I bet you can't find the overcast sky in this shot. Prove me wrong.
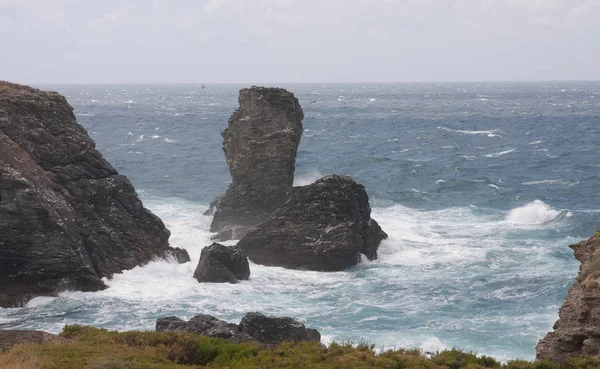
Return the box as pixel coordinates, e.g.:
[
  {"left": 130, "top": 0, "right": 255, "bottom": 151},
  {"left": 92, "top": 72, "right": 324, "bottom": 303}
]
[{"left": 1, "top": 0, "right": 599, "bottom": 84}]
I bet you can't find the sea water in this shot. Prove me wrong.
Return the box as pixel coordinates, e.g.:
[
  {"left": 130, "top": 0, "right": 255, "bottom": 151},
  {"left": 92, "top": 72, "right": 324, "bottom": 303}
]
[{"left": 2, "top": 82, "right": 600, "bottom": 361}]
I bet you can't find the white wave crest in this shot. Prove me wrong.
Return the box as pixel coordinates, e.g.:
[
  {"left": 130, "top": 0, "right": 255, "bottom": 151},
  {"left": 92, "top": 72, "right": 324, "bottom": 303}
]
[
  {"left": 294, "top": 171, "right": 323, "bottom": 186},
  {"left": 438, "top": 126, "right": 501, "bottom": 136},
  {"left": 420, "top": 336, "right": 447, "bottom": 355},
  {"left": 505, "top": 200, "right": 560, "bottom": 225},
  {"left": 485, "top": 149, "right": 516, "bottom": 158},
  {"left": 522, "top": 179, "right": 569, "bottom": 186}
]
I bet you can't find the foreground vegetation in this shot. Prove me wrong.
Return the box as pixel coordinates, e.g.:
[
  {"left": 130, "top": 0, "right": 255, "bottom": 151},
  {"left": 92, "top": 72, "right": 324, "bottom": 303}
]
[{"left": 1, "top": 325, "right": 599, "bottom": 369}]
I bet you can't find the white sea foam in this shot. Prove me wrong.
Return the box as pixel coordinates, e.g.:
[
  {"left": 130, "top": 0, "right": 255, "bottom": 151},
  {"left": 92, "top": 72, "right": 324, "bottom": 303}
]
[
  {"left": 294, "top": 171, "right": 324, "bottom": 186},
  {"left": 505, "top": 200, "right": 560, "bottom": 225},
  {"left": 484, "top": 149, "right": 516, "bottom": 158},
  {"left": 528, "top": 141, "right": 543, "bottom": 145},
  {"left": 0, "top": 196, "right": 578, "bottom": 360},
  {"left": 25, "top": 296, "right": 56, "bottom": 308},
  {"left": 136, "top": 135, "right": 145, "bottom": 142},
  {"left": 488, "top": 184, "right": 501, "bottom": 189},
  {"left": 438, "top": 126, "right": 501, "bottom": 136},
  {"left": 420, "top": 336, "right": 447, "bottom": 354},
  {"left": 522, "top": 179, "right": 569, "bottom": 186},
  {"left": 151, "top": 135, "right": 160, "bottom": 139}
]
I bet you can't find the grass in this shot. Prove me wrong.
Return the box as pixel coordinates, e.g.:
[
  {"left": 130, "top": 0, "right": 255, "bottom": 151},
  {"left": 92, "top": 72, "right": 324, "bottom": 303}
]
[{"left": 1, "top": 325, "right": 600, "bottom": 369}]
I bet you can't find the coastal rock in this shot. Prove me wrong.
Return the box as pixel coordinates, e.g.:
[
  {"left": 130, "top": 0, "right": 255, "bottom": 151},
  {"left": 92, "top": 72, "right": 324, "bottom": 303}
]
[
  {"left": 237, "top": 175, "right": 388, "bottom": 271},
  {"left": 208, "top": 86, "right": 303, "bottom": 241},
  {"left": 536, "top": 231, "right": 600, "bottom": 361},
  {"left": 193, "top": 243, "right": 250, "bottom": 283},
  {"left": 156, "top": 312, "right": 320, "bottom": 345},
  {"left": 156, "top": 315, "right": 241, "bottom": 340},
  {"left": 239, "top": 312, "right": 321, "bottom": 345},
  {"left": 0, "top": 81, "right": 189, "bottom": 308}
]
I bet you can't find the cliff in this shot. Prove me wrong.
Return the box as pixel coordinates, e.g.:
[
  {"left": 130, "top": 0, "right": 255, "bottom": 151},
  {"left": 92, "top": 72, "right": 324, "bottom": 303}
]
[
  {"left": 537, "top": 231, "right": 600, "bottom": 361},
  {"left": 0, "top": 81, "right": 189, "bottom": 307}
]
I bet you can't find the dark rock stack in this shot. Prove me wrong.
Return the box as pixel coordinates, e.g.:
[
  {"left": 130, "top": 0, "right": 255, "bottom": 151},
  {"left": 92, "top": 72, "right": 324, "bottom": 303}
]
[
  {"left": 206, "top": 86, "right": 387, "bottom": 272},
  {"left": 156, "top": 312, "right": 321, "bottom": 345},
  {"left": 0, "top": 81, "right": 189, "bottom": 308},
  {"left": 537, "top": 231, "right": 600, "bottom": 361},
  {"left": 208, "top": 87, "right": 304, "bottom": 241},
  {"left": 193, "top": 243, "right": 250, "bottom": 283},
  {"left": 237, "top": 175, "right": 387, "bottom": 271}
]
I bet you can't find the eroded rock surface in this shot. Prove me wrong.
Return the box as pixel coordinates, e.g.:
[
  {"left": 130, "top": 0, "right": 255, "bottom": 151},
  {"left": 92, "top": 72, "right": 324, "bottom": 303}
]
[
  {"left": 0, "top": 81, "right": 189, "bottom": 308},
  {"left": 156, "top": 312, "right": 320, "bottom": 345},
  {"left": 208, "top": 87, "right": 303, "bottom": 241},
  {"left": 237, "top": 175, "right": 388, "bottom": 271},
  {"left": 193, "top": 243, "right": 250, "bottom": 283},
  {"left": 537, "top": 231, "right": 600, "bottom": 361}
]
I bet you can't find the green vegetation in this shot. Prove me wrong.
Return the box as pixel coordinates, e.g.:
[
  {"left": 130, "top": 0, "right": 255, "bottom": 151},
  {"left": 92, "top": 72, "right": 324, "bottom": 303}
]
[{"left": 1, "top": 325, "right": 600, "bottom": 369}]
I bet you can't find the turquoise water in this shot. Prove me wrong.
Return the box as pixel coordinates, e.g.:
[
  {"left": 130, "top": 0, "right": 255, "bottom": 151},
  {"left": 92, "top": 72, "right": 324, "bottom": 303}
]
[{"left": 2, "top": 82, "right": 600, "bottom": 360}]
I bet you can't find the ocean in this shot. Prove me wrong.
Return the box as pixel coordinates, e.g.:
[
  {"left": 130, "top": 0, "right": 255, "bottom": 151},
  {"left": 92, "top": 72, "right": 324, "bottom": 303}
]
[{"left": 1, "top": 82, "right": 599, "bottom": 361}]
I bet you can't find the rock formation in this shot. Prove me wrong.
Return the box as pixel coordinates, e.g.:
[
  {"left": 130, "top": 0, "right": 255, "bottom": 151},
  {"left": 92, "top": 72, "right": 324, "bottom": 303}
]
[
  {"left": 207, "top": 86, "right": 304, "bottom": 241},
  {"left": 537, "top": 231, "right": 600, "bottom": 361},
  {"left": 156, "top": 312, "right": 321, "bottom": 345},
  {"left": 237, "top": 175, "right": 388, "bottom": 271},
  {"left": 0, "top": 81, "right": 189, "bottom": 308},
  {"left": 193, "top": 243, "right": 250, "bottom": 283}
]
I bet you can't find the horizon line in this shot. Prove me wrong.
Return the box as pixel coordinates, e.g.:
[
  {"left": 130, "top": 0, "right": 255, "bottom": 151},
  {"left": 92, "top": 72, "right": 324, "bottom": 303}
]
[{"left": 22, "top": 79, "right": 600, "bottom": 86}]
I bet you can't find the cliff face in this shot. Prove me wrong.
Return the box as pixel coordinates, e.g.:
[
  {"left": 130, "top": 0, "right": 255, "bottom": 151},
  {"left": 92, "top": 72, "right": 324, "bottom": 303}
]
[
  {"left": 536, "top": 231, "right": 600, "bottom": 361},
  {"left": 208, "top": 87, "right": 304, "bottom": 241},
  {"left": 0, "top": 81, "right": 189, "bottom": 307}
]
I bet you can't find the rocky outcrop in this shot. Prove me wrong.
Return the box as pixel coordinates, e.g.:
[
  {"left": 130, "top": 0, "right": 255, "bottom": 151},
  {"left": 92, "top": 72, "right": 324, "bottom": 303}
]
[
  {"left": 208, "top": 87, "right": 303, "bottom": 241},
  {"left": 536, "top": 231, "right": 600, "bottom": 361},
  {"left": 156, "top": 315, "right": 241, "bottom": 340},
  {"left": 156, "top": 312, "right": 320, "bottom": 345},
  {"left": 237, "top": 175, "right": 388, "bottom": 271},
  {"left": 0, "top": 330, "right": 71, "bottom": 351},
  {"left": 193, "top": 243, "right": 250, "bottom": 283},
  {"left": 238, "top": 312, "right": 321, "bottom": 345},
  {"left": 0, "top": 81, "right": 189, "bottom": 308}
]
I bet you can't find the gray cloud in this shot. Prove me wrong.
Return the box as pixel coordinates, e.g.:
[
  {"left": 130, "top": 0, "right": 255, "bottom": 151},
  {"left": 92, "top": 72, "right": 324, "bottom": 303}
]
[{"left": 1, "top": 0, "right": 598, "bottom": 83}]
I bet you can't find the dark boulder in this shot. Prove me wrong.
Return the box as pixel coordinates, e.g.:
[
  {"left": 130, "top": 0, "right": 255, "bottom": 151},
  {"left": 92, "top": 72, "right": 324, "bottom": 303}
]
[
  {"left": 156, "top": 315, "right": 240, "bottom": 340},
  {"left": 156, "top": 312, "right": 320, "bottom": 345},
  {"left": 237, "top": 174, "right": 388, "bottom": 271},
  {"left": 0, "top": 81, "right": 189, "bottom": 308},
  {"left": 193, "top": 243, "right": 250, "bottom": 283},
  {"left": 208, "top": 86, "right": 303, "bottom": 241},
  {"left": 239, "top": 312, "right": 321, "bottom": 345}
]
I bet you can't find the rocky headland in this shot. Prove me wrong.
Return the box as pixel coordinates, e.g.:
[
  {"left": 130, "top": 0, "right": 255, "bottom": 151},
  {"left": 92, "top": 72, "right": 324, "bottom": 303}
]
[
  {"left": 537, "top": 231, "right": 600, "bottom": 361},
  {"left": 0, "top": 81, "right": 189, "bottom": 308}
]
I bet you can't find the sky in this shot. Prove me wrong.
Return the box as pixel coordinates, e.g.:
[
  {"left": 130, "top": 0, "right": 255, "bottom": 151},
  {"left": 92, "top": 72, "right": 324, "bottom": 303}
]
[{"left": 1, "top": 0, "right": 599, "bottom": 84}]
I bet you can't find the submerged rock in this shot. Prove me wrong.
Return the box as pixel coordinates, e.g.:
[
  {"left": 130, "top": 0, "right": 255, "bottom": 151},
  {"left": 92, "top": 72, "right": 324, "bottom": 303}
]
[
  {"left": 0, "top": 81, "right": 189, "bottom": 308},
  {"left": 208, "top": 86, "right": 303, "bottom": 241},
  {"left": 193, "top": 243, "right": 250, "bottom": 283},
  {"left": 237, "top": 174, "right": 388, "bottom": 271},
  {"left": 537, "top": 231, "right": 600, "bottom": 361},
  {"left": 156, "top": 312, "right": 320, "bottom": 345}
]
